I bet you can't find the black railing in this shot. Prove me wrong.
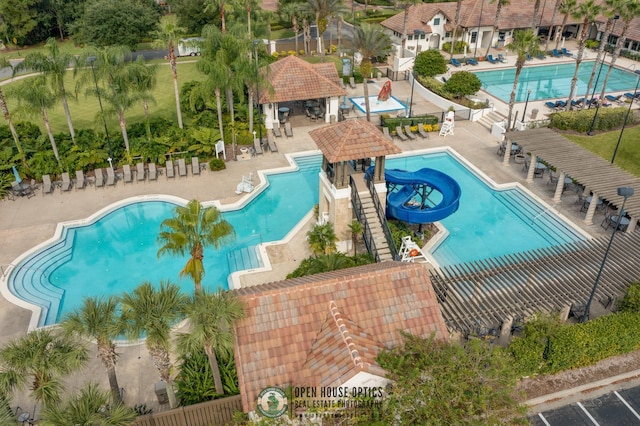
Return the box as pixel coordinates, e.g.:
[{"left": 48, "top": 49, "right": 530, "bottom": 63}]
[
  {"left": 364, "top": 176, "right": 399, "bottom": 261},
  {"left": 350, "top": 176, "right": 381, "bottom": 263}
]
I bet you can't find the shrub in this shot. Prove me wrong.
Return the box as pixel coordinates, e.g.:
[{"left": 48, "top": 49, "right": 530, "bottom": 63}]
[
  {"left": 619, "top": 282, "right": 640, "bottom": 313},
  {"left": 442, "top": 40, "right": 467, "bottom": 54},
  {"left": 415, "top": 49, "right": 448, "bottom": 77},
  {"left": 209, "top": 158, "right": 226, "bottom": 171},
  {"left": 549, "top": 106, "right": 634, "bottom": 132},
  {"left": 444, "top": 71, "right": 482, "bottom": 98},
  {"left": 585, "top": 39, "right": 600, "bottom": 49},
  {"left": 419, "top": 76, "right": 454, "bottom": 99}
]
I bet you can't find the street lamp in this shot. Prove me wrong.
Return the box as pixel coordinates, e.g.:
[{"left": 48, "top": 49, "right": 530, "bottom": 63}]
[
  {"left": 409, "top": 30, "right": 424, "bottom": 118},
  {"left": 522, "top": 89, "right": 531, "bottom": 123},
  {"left": 87, "top": 56, "right": 114, "bottom": 167},
  {"left": 611, "top": 69, "right": 640, "bottom": 163},
  {"left": 252, "top": 41, "right": 262, "bottom": 148},
  {"left": 581, "top": 186, "right": 634, "bottom": 323}
]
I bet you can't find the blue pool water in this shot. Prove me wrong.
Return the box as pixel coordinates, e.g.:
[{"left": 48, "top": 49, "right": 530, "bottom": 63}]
[
  {"left": 9, "top": 151, "right": 586, "bottom": 327},
  {"left": 473, "top": 61, "right": 640, "bottom": 102}
]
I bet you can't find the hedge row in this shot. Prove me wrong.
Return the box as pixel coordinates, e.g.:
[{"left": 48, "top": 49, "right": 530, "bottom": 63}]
[
  {"left": 549, "top": 106, "right": 635, "bottom": 132},
  {"left": 381, "top": 115, "right": 440, "bottom": 128},
  {"left": 509, "top": 311, "right": 640, "bottom": 377}
]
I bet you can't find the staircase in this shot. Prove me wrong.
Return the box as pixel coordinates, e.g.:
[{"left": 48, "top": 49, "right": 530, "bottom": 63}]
[
  {"left": 358, "top": 191, "right": 394, "bottom": 262},
  {"left": 476, "top": 111, "right": 507, "bottom": 132}
]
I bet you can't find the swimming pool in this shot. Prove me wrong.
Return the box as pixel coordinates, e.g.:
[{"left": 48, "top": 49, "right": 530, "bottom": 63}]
[
  {"left": 473, "top": 61, "right": 640, "bottom": 102},
  {"left": 6, "top": 149, "right": 588, "bottom": 328}
]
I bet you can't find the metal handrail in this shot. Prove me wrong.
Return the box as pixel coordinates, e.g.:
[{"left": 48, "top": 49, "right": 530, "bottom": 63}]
[
  {"left": 350, "top": 176, "right": 381, "bottom": 263},
  {"left": 365, "top": 177, "right": 399, "bottom": 260}
]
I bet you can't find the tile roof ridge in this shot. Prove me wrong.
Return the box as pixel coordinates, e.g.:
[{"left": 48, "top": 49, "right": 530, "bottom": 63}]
[{"left": 329, "top": 300, "right": 368, "bottom": 369}]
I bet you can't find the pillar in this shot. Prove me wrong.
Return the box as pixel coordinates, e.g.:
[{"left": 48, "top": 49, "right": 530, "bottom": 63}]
[
  {"left": 583, "top": 191, "right": 598, "bottom": 225},
  {"left": 553, "top": 171, "right": 566, "bottom": 203},
  {"left": 627, "top": 216, "right": 638, "bottom": 233},
  {"left": 526, "top": 154, "right": 537, "bottom": 183},
  {"left": 502, "top": 139, "right": 512, "bottom": 167}
]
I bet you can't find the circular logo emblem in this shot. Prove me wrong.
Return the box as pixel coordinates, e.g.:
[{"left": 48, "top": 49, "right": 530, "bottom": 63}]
[{"left": 257, "top": 386, "right": 288, "bottom": 418}]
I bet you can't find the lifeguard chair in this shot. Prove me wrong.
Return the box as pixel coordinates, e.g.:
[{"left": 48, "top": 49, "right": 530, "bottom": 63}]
[
  {"left": 439, "top": 111, "right": 455, "bottom": 137},
  {"left": 399, "top": 236, "right": 429, "bottom": 263}
]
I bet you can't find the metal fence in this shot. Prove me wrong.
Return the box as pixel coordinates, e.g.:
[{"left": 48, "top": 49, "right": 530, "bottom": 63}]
[{"left": 134, "top": 396, "right": 242, "bottom": 426}]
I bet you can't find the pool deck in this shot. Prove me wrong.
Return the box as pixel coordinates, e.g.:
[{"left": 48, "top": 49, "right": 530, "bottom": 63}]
[{"left": 0, "top": 48, "right": 624, "bottom": 414}]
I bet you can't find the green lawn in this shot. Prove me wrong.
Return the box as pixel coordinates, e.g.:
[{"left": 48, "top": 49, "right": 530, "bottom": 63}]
[
  {"left": 5, "top": 61, "right": 205, "bottom": 135},
  {"left": 563, "top": 125, "right": 640, "bottom": 177}
]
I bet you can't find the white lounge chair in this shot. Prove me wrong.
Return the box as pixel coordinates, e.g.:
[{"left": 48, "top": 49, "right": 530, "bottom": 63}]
[
  {"left": 254, "top": 137, "right": 263, "bottom": 155},
  {"left": 273, "top": 125, "right": 282, "bottom": 138},
  {"left": 136, "top": 162, "right": 145, "bottom": 182},
  {"left": 395, "top": 126, "right": 409, "bottom": 141},
  {"left": 177, "top": 158, "right": 187, "bottom": 177},
  {"left": 122, "top": 165, "right": 133, "bottom": 184},
  {"left": 382, "top": 127, "right": 393, "bottom": 141},
  {"left": 404, "top": 125, "right": 417, "bottom": 140},
  {"left": 75, "top": 170, "right": 86, "bottom": 190},
  {"left": 191, "top": 157, "right": 200, "bottom": 176},
  {"left": 61, "top": 172, "right": 72, "bottom": 192},
  {"left": 165, "top": 160, "right": 175, "bottom": 179},
  {"left": 267, "top": 133, "right": 278, "bottom": 152},
  {"left": 148, "top": 163, "right": 157, "bottom": 181},
  {"left": 417, "top": 124, "right": 429, "bottom": 139},
  {"left": 106, "top": 167, "right": 116, "bottom": 186},
  {"left": 94, "top": 169, "right": 104, "bottom": 188},
  {"left": 284, "top": 122, "right": 293, "bottom": 138}
]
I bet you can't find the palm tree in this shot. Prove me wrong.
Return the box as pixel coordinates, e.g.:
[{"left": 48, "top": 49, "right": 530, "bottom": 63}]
[
  {"left": 154, "top": 23, "right": 186, "bottom": 129},
  {"left": 15, "top": 38, "right": 77, "bottom": 143},
  {"left": 599, "top": 0, "right": 640, "bottom": 100},
  {"left": 307, "top": 253, "right": 355, "bottom": 274},
  {"left": 450, "top": 0, "right": 463, "bottom": 59},
  {"left": 9, "top": 76, "right": 61, "bottom": 167},
  {"left": 545, "top": 0, "right": 560, "bottom": 51},
  {"left": 205, "top": 0, "right": 229, "bottom": 33},
  {"left": 0, "top": 58, "right": 23, "bottom": 157},
  {"left": 158, "top": 199, "right": 235, "bottom": 294},
  {"left": 120, "top": 281, "right": 189, "bottom": 409},
  {"left": 506, "top": 29, "right": 541, "bottom": 131},
  {"left": 61, "top": 296, "right": 124, "bottom": 404},
  {"left": 555, "top": 0, "right": 577, "bottom": 51},
  {"left": 305, "top": 0, "right": 348, "bottom": 58},
  {"left": 128, "top": 56, "right": 158, "bottom": 140},
  {"left": 307, "top": 222, "right": 338, "bottom": 256},
  {"left": 0, "top": 329, "right": 88, "bottom": 411},
  {"left": 585, "top": 0, "right": 622, "bottom": 102},
  {"left": 39, "top": 383, "right": 136, "bottom": 426},
  {"left": 531, "top": 0, "right": 542, "bottom": 35},
  {"left": 348, "top": 23, "right": 392, "bottom": 122},
  {"left": 348, "top": 219, "right": 363, "bottom": 256},
  {"left": 178, "top": 289, "right": 245, "bottom": 396},
  {"left": 567, "top": 0, "right": 601, "bottom": 108},
  {"left": 484, "top": 0, "right": 511, "bottom": 58},
  {"left": 280, "top": 4, "right": 302, "bottom": 56}
]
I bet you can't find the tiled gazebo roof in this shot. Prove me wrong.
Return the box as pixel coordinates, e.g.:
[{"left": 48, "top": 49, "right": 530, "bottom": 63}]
[{"left": 309, "top": 120, "right": 401, "bottom": 163}]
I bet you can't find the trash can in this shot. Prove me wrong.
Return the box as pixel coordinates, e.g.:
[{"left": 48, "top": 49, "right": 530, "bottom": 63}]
[
  {"left": 531, "top": 108, "right": 539, "bottom": 120},
  {"left": 155, "top": 381, "right": 169, "bottom": 405}
]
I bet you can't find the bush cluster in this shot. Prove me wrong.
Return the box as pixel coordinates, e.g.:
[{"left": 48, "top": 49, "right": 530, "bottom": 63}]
[
  {"left": 549, "top": 106, "right": 635, "bottom": 132},
  {"left": 381, "top": 114, "right": 440, "bottom": 129},
  {"left": 442, "top": 41, "right": 468, "bottom": 54}
]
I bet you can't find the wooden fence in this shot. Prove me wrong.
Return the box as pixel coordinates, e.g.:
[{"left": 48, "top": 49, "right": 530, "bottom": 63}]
[{"left": 134, "top": 395, "right": 243, "bottom": 426}]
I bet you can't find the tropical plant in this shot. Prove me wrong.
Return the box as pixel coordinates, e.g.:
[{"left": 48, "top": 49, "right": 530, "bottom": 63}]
[
  {"left": 505, "top": 30, "right": 541, "bottom": 131},
  {"left": 0, "top": 329, "right": 88, "bottom": 411},
  {"left": 450, "top": 0, "right": 463, "bottom": 59},
  {"left": 14, "top": 38, "right": 77, "bottom": 143},
  {"left": 485, "top": 0, "right": 511, "bottom": 58},
  {"left": 175, "top": 348, "right": 218, "bottom": 405},
  {"left": 555, "top": 0, "right": 578, "bottom": 51},
  {"left": 178, "top": 288, "right": 244, "bottom": 396},
  {"left": 304, "top": 0, "right": 349, "bottom": 58},
  {"left": 120, "top": 281, "right": 189, "bottom": 409},
  {"left": 348, "top": 23, "right": 392, "bottom": 122},
  {"left": 154, "top": 23, "right": 186, "bottom": 129},
  {"left": 128, "top": 56, "right": 158, "bottom": 140},
  {"left": 0, "top": 395, "right": 14, "bottom": 425},
  {"left": 157, "top": 199, "right": 235, "bottom": 294},
  {"left": 307, "top": 222, "right": 338, "bottom": 256},
  {"left": 348, "top": 219, "right": 363, "bottom": 256},
  {"left": 414, "top": 50, "right": 447, "bottom": 77},
  {"left": 306, "top": 252, "right": 356, "bottom": 274},
  {"left": 61, "top": 296, "right": 124, "bottom": 404},
  {"left": 444, "top": 71, "right": 482, "bottom": 98},
  {"left": 567, "top": 0, "right": 602, "bottom": 108},
  {"left": 0, "top": 58, "right": 23, "bottom": 158},
  {"left": 39, "top": 382, "right": 137, "bottom": 426}
]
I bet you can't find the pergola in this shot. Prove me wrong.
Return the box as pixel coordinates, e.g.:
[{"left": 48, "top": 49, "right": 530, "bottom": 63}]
[{"left": 503, "top": 128, "right": 640, "bottom": 232}]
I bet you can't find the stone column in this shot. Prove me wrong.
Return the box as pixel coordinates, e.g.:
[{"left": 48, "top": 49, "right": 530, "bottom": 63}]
[
  {"left": 502, "top": 139, "right": 512, "bottom": 167},
  {"left": 526, "top": 154, "right": 537, "bottom": 183},
  {"left": 627, "top": 216, "right": 638, "bottom": 233},
  {"left": 583, "top": 191, "right": 599, "bottom": 225},
  {"left": 553, "top": 171, "right": 566, "bottom": 203}
]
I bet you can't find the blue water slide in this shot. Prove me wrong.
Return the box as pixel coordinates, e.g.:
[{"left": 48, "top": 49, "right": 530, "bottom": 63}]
[{"left": 385, "top": 168, "right": 462, "bottom": 224}]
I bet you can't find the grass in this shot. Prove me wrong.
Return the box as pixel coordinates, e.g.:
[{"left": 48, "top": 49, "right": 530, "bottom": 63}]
[
  {"left": 5, "top": 61, "right": 206, "bottom": 135},
  {"left": 563, "top": 125, "right": 640, "bottom": 177}
]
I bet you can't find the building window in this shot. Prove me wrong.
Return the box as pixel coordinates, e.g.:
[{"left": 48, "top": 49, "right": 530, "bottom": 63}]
[
  {"left": 471, "top": 32, "right": 477, "bottom": 44},
  {"left": 434, "top": 18, "right": 440, "bottom": 25},
  {"left": 445, "top": 32, "right": 451, "bottom": 38}
]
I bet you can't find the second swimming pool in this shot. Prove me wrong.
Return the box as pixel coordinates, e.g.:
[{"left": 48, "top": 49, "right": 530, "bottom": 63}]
[{"left": 473, "top": 61, "right": 639, "bottom": 102}]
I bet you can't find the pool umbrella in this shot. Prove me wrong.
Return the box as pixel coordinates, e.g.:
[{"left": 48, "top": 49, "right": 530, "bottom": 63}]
[{"left": 12, "top": 166, "right": 22, "bottom": 184}]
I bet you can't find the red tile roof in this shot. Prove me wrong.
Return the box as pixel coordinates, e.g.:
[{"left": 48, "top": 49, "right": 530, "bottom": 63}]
[
  {"left": 233, "top": 262, "right": 449, "bottom": 412},
  {"left": 309, "top": 119, "right": 401, "bottom": 163},
  {"left": 259, "top": 55, "right": 346, "bottom": 104}
]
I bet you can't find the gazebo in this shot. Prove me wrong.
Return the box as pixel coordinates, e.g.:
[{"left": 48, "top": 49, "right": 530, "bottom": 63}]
[{"left": 309, "top": 120, "right": 401, "bottom": 252}]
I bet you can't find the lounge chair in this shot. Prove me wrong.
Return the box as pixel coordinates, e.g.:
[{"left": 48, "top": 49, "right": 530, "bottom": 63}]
[
  {"left": 487, "top": 55, "right": 499, "bottom": 64},
  {"left": 41, "top": 174, "right": 53, "bottom": 195},
  {"left": 122, "top": 165, "right": 133, "bottom": 184},
  {"left": 148, "top": 163, "right": 157, "bottom": 181},
  {"left": 253, "top": 136, "right": 263, "bottom": 154},
  {"left": 349, "top": 76, "right": 356, "bottom": 89},
  {"left": 624, "top": 92, "right": 638, "bottom": 101},
  {"left": 177, "top": 158, "right": 187, "bottom": 177},
  {"left": 535, "top": 52, "right": 547, "bottom": 60},
  {"left": 75, "top": 170, "right": 86, "bottom": 190},
  {"left": 544, "top": 101, "right": 558, "bottom": 110},
  {"left": 165, "top": 160, "right": 175, "bottom": 179},
  {"left": 551, "top": 49, "right": 562, "bottom": 58},
  {"left": 417, "top": 124, "right": 429, "bottom": 139},
  {"left": 498, "top": 54, "right": 507, "bottom": 63},
  {"left": 525, "top": 53, "right": 533, "bottom": 61},
  {"left": 404, "top": 125, "right": 417, "bottom": 140},
  {"left": 94, "top": 169, "right": 104, "bottom": 188},
  {"left": 340, "top": 79, "right": 346, "bottom": 89},
  {"left": 106, "top": 167, "right": 116, "bottom": 186},
  {"left": 267, "top": 133, "right": 278, "bottom": 152},
  {"left": 191, "top": 157, "right": 200, "bottom": 176},
  {"left": 395, "top": 126, "right": 409, "bottom": 141},
  {"left": 136, "top": 162, "right": 145, "bottom": 182},
  {"left": 61, "top": 172, "right": 72, "bottom": 192},
  {"left": 273, "top": 125, "right": 282, "bottom": 138},
  {"left": 382, "top": 127, "right": 393, "bottom": 141},
  {"left": 561, "top": 47, "right": 572, "bottom": 57},
  {"left": 284, "top": 122, "right": 293, "bottom": 138},
  {"left": 605, "top": 94, "right": 623, "bottom": 104},
  {"left": 450, "top": 58, "right": 461, "bottom": 67},
  {"left": 467, "top": 58, "right": 478, "bottom": 66}
]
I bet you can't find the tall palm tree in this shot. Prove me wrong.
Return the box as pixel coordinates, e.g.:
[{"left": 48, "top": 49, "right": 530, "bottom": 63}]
[
  {"left": 567, "top": 0, "right": 601, "bottom": 108},
  {"left": 348, "top": 23, "right": 392, "bottom": 122},
  {"left": 545, "top": 0, "right": 560, "bottom": 51},
  {"left": 178, "top": 289, "right": 245, "bottom": 396},
  {"left": 0, "top": 329, "right": 88, "bottom": 411},
  {"left": 450, "top": 0, "right": 463, "bottom": 59},
  {"left": 0, "top": 58, "right": 23, "bottom": 157},
  {"left": 128, "top": 56, "right": 158, "bottom": 140},
  {"left": 154, "top": 23, "right": 186, "bottom": 129},
  {"left": 120, "top": 281, "right": 189, "bottom": 409},
  {"left": 61, "top": 296, "right": 124, "bottom": 404},
  {"left": 307, "top": 252, "right": 355, "bottom": 274},
  {"left": 205, "top": 0, "right": 229, "bottom": 33},
  {"left": 157, "top": 199, "right": 235, "bottom": 294},
  {"left": 307, "top": 222, "right": 338, "bottom": 256},
  {"left": 281, "top": 4, "right": 302, "bottom": 56},
  {"left": 506, "top": 29, "right": 541, "bottom": 131},
  {"left": 556, "top": 0, "right": 578, "bottom": 50},
  {"left": 485, "top": 0, "right": 511, "bottom": 58},
  {"left": 531, "top": 0, "right": 542, "bottom": 35},
  {"left": 305, "top": 0, "right": 348, "bottom": 58},
  {"left": 40, "top": 383, "right": 137, "bottom": 426},
  {"left": 15, "top": 38, "right": 77, "bottom": 143},
  {"left": 599, "top": 0, "right": 640, "bottom": 100},
  {"left": 9, "top": 76, "right": 61, "bottom": 167}
]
